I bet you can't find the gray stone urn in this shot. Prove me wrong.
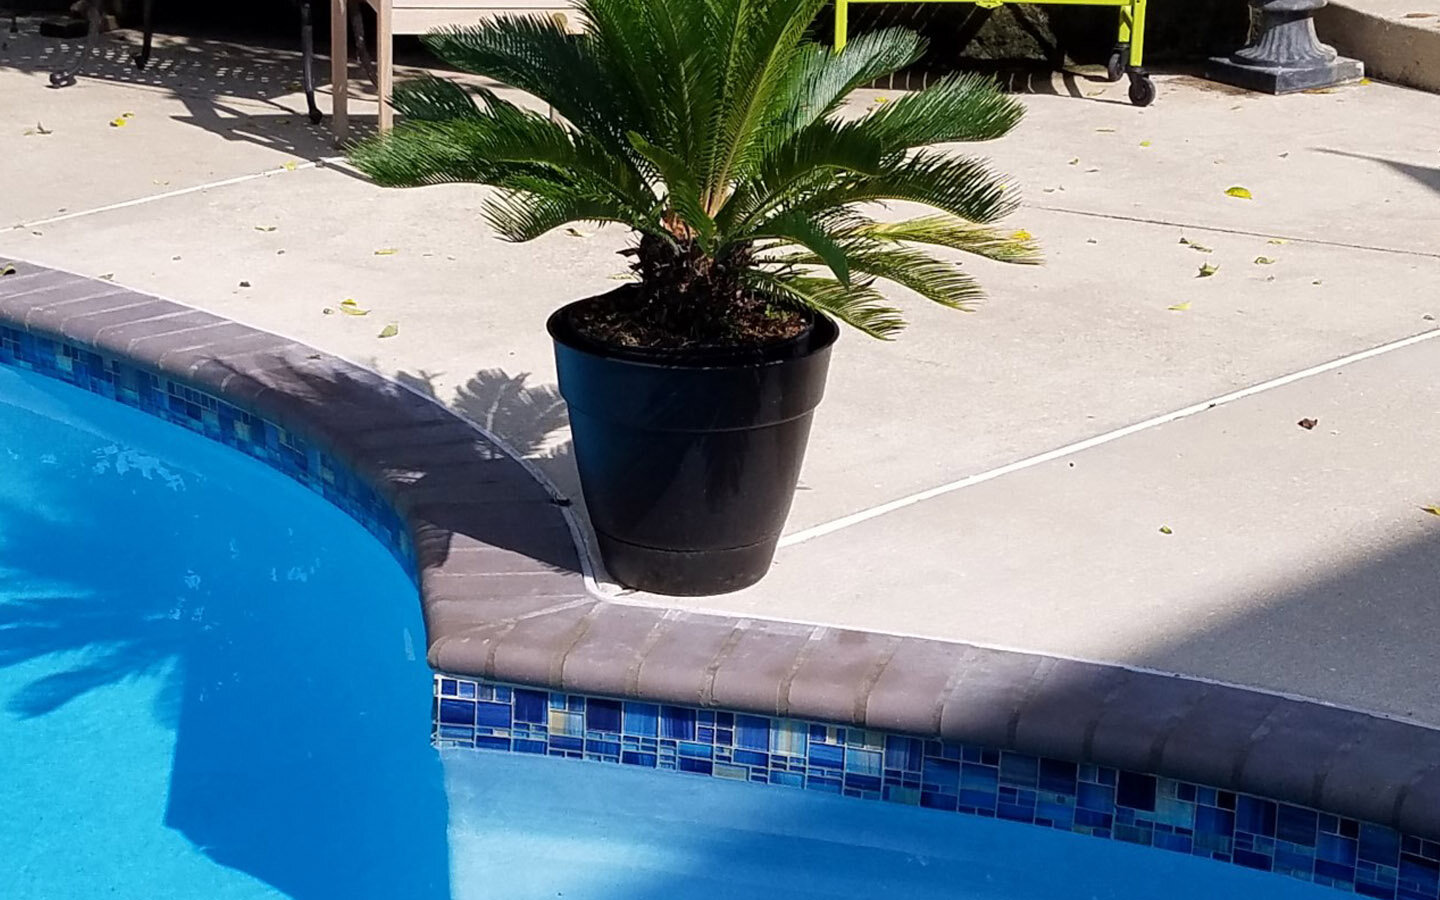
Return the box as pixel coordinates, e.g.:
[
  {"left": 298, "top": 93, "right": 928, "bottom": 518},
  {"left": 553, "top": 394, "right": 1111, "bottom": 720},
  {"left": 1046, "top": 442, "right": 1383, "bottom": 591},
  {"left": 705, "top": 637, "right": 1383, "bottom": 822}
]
[{"left": 1206, "top": 0, "right": 1363, "bottom": 93}]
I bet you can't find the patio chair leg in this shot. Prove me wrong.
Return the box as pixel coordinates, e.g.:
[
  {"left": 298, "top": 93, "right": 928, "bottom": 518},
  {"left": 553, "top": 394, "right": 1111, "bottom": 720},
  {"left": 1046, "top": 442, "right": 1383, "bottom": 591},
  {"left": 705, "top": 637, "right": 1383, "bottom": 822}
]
[
  {"left": 300, "top": 0, "right": 323, "bottom": 124},
  {"left": 133, "top": 0, "right": 154, "bottom": 70},
  {"left": 351, "top": 4, "right": 377, "bottom": 82},
  {"left": 48, "top": 0, "right": 101, "bottom": 87}
]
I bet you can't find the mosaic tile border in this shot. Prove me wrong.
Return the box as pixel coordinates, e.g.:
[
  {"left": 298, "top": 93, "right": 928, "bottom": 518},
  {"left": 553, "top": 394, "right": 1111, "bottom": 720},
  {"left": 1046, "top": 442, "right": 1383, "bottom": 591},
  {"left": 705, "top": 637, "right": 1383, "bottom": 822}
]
[
  {"left": 436, "top": 675, "right": 1440, "bottom": 900},
  {"left": 0, "top": 323, "right": 416, "bottom": 576}
]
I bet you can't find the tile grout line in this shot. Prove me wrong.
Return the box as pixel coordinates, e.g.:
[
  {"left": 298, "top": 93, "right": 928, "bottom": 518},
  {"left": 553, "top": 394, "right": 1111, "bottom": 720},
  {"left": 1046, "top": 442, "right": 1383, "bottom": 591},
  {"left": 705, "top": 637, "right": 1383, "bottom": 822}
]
[
  {"left": 14, "top": 157, "right": 346, "bottom": 230},
  {"left": 778, "top": 326, "right": 1440, "bottom": 549}
]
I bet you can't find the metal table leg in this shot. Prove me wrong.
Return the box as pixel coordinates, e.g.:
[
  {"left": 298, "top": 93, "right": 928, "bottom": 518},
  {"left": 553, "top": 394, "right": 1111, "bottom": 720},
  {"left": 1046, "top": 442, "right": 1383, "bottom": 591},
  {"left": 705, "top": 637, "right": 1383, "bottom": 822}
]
[
  {"left": 48, "top": 0, "right": 101, "bottom": 87},
  {"left": 133, "top": 0, "right": 154, "bottom": 70},
  {"left": 299, "top": 0, "right": 323, "bottom": 123}
]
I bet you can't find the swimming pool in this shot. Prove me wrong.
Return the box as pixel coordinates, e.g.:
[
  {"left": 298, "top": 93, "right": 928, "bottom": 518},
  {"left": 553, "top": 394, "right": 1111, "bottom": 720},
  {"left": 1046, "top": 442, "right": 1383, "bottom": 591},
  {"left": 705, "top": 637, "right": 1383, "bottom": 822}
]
[{"left": 0, "top": 360, "right": 1340, "bottom": 900}]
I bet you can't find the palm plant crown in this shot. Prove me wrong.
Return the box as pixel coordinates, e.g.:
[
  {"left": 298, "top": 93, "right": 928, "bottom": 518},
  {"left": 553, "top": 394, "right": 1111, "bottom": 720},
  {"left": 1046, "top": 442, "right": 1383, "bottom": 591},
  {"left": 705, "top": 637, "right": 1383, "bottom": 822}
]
[{"left": 349, "top": 0, "right": 1040, "bottom": 344}]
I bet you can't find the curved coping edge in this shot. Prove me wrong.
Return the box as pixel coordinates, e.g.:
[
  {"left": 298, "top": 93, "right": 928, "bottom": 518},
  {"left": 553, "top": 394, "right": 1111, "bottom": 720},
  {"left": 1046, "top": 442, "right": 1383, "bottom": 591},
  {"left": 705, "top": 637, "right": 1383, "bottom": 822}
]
[{"left": 2, "top": 261, "right": 1438, "bottom": 845}]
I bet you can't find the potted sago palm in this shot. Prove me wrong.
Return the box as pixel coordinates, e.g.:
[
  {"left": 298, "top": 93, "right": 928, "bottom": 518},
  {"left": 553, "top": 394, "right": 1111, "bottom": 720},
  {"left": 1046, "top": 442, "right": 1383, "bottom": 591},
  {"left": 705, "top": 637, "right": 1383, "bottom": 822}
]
[{"left": 349, "top": 0, "right": 1039, "bottom": 595}]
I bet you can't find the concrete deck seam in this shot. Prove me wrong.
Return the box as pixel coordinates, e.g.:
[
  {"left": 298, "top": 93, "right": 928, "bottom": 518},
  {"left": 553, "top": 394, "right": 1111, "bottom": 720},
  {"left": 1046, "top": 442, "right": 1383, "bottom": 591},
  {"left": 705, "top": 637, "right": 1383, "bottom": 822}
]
[
  {"left": 773, "top": 326, "right": 1440, "bottom": 548},
  {"left": 1030, "top": 203, "right": 1440, "bottom": 260}
]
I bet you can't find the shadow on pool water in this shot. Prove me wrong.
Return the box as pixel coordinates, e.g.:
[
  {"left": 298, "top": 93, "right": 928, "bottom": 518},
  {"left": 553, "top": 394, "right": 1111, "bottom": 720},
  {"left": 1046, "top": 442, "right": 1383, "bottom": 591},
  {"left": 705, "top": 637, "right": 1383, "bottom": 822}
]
[{"left": 0, "top": 370, "right": 449, "bottom": 900}]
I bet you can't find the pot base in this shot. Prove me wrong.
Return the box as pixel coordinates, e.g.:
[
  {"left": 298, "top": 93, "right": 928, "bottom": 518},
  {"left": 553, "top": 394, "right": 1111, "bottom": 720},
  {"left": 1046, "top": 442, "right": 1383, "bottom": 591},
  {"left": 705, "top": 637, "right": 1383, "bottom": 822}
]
[{"left": 597, "top": 532, "right": 779, "bottom": 596}]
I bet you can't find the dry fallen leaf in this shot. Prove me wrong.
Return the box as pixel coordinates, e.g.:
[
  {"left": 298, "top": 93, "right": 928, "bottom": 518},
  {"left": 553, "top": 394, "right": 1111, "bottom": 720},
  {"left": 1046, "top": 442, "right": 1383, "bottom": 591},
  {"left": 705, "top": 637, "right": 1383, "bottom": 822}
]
[
  {"left": 1298, "top": 418, "right": 1318, "bottom": 430},
  {"left": 1254, "top": 256, "right": 1276, "bottom": 265},
  {"left": 1179, "top": 237, "right": 1213, "bottom": 253},
  {"left": 373, "top": 248, "right": 399, "bottom": 256},
  {"left": 239, "top": 281, "right": 252, "bottom": 288},
  {"left": 97, "top": 273, "right": 115, "bottom": 281},
  {"left": 1159, "top": 525, "right": 1173, "bottom": 535},
  {"left": 1168, "top": 301, "right": 1191, "bottom": 311},
  {"left": 1422, "top": 506, "right": 1440, "bottom": 517},
  {"left": 378, "top": 323, "right": 399, "bottom": 339},
  {"left": 282, "top": 161, "right": 299, "bottom": 171},
  {"left": 1225, "top": 186, "right": 1253, "bottom": 200},
  {"left": 1139, "top": 141, "right": 1152, "bottom": 148},
  {"left": 338, "top": 298, "right": 370, "bottom": 316},
  {"left": 109, "top": 118, "right": 128, "bottom": 128},
  {"left": 607, "top": 273, "right": 638, "bottom": 280},
  {"left": 1198, "top": 263, "right": 1219, "bottom": 278},
  {"left": 874, "top": 96, "right": 890, "bottom": 104},
  {"left": 564, "top": 227, "right": 589, "bottom": 238},
  {"left": 1068, "top": 158, "right": 1080, "bottom": 166},
  {"left": 0, "top": 263, "right": 16, "bottom": 276},
  {"left": 1267, "top": 238, "right": 1287, "bottom": 245},
  {"left": 1011, "top": 230, "right": 1033, "bottom": 242},
  {"left": 322, "top": 308, "right": 335, "bottom": 315},
  {"left": 1096, "top": 127, "right": 1116, "bottom": 133},
  {"left": 254, "top": 225, "right": 277, "bottom": 232}
]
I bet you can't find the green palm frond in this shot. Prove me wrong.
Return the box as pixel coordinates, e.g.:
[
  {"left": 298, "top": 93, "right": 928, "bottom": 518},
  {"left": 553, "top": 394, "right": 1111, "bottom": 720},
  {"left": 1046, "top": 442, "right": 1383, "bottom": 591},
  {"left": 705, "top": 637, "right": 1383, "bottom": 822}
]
[
  {"left": 348, "top": 0, "right": 1036, "bottom": 341},
  {"left": 749, "top": 271, "right": 904, "bottom": 339}
]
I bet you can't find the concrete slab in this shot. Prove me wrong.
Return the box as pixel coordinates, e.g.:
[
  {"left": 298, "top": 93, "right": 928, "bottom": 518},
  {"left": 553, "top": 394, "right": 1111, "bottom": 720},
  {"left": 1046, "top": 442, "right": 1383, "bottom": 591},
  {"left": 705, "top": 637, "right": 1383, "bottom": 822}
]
[
  {"left": 5, "top": 28, "right": 1440, "bottom": 725},
  {"left": 658, "top": 334, "right": 1440, "bottom": 724}
]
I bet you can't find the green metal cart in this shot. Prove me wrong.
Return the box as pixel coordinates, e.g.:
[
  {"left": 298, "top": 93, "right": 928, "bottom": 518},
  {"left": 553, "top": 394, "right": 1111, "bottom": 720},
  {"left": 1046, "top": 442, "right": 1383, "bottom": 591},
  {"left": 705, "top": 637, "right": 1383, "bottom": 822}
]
[{"left": 834, "top": 0, "right": 1156, "bottom": 106}]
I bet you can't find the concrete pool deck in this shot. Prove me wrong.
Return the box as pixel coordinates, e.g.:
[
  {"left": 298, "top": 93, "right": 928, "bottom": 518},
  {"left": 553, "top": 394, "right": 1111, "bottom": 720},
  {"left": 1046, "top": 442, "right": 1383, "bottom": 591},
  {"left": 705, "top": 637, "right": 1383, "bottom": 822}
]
[{"left": 4, "top": 21, "right": 1440, "bottom": 728}]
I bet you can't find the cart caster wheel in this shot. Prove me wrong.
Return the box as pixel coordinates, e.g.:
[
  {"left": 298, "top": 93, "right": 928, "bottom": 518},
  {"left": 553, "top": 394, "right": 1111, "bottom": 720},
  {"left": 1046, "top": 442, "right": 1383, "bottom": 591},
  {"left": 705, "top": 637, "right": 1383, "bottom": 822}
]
[
  {"left": 49, "top": 70, "right": 76, "bottom": 87},
  {"left": 308, "top": 108, "right": 323, "bottom": 125},
  {"left": 1128, "top": 72, "right": 1156, "bottom": 107},
  {"left": 1106, "top": 46, "right": 1127, "bottom": 83},
  {"left": 133, "top": 50, "right": 150, "bottom": 71}
]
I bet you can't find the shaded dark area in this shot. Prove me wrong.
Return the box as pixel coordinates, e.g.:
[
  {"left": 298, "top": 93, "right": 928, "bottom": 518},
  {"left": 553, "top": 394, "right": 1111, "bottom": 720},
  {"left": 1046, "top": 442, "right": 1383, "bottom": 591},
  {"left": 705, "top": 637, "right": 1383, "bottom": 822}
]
[
  {"left": 0, "top": 380, "right": 450, "bottom": 899},
  {"left": 1314, "top": 148, "right": 1440, "bottom": 200}
]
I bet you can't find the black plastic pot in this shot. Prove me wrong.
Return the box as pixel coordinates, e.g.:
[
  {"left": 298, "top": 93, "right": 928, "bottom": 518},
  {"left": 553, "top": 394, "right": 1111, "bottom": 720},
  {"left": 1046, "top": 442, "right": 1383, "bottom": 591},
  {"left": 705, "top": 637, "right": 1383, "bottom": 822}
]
[{"left": 548, "top": 290, "right": 839, "bottom": 596}]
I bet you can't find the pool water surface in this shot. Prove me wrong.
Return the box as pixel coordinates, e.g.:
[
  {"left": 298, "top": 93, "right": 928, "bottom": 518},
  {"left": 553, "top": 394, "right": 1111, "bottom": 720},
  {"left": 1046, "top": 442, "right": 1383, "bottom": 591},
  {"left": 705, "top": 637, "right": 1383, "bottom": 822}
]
[{"left": 0, "top": 362, "right": 1339, "bottom": 900}]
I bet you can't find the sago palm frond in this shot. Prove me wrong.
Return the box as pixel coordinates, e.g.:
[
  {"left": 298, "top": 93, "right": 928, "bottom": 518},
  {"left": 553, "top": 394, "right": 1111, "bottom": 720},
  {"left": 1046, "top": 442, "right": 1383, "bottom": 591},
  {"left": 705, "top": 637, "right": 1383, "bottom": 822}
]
[{"left": 348, "top": 0, "right": 1037, "bottom": 342}]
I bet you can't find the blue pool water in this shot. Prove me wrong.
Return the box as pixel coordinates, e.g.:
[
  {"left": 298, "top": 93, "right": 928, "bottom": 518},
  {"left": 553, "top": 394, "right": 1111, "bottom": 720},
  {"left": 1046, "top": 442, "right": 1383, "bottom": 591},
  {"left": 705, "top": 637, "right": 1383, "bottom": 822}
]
[{"left": 0, "top": 362, "right": 1339, "bottom": 900}]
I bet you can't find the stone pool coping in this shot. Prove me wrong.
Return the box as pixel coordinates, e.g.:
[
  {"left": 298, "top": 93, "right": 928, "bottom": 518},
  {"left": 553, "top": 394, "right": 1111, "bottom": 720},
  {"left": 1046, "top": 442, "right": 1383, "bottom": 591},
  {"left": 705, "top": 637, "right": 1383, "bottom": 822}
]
[{"left": 3, "top": 259, "right": 1439, "bottom": 844}]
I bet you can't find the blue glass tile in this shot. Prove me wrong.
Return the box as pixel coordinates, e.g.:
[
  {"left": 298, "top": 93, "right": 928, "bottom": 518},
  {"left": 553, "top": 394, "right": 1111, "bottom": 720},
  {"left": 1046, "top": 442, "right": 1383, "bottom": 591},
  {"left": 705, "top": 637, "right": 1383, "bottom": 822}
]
[
  {"left": 1117, "top": 772, "right": 1157, "bottom": 812},
  {"left": 1401, "top": 855, "right": 1440, "bottom": 894},
  {"left": 806, "top": 776, "right": 842, "bottom": 794},
  {"left": 1000, "top": 753, "right": 1039, "bottom": 788},
  {"left": 735, "top": 715, "right": 769, "bottom": 750},
  {"left": 1316, "top": 860, "right": 1358, "bottom": 885},
  {"left": 1154, "top": 831, "right": 1195, "bottom": 854},
  {"left": 1235, "top": 795, "right": 1277, "bottom": 837},
  {"left": 1234, "top": 849, "right": 1274, "bottom": 872},
  {"left": 844, "top": 773, "right": 882, "bottom": 793},
  {"left": 921, "top": 791, "right": 959, "bottom": 812},
  {"left": 439, "top": 699, "right": 476, "bottom": 726},
  {"left": 884, "top": 736, "right": 923, "bottom": 772},
  {"left": 1362, "top": 824, "right": 1403, "bottom": 866},
  {"left": 1077, "top": 781, "right": 1115, "bottom": 813},
  {"left": 549, "top": 736, "right": 583, "bottom": 752},
  {"left": 621, "top": 751, "right": 657, "bottom": 767},
  {"left": 1356, "top": 883, "right": 1397, "bottom": 900},
  {"left": 514, "top": 689, "right": 548, "bottom": 723},
  {"left": 1275, "top": 841, "right": 1317, "bottom": 877},
  {"left": 458, "top": 681, "right": 477, "bottom": 699},
  {"left": 716, "top": 730, "right": 734, "bottom": 745},
  {"left": 810, "top": 724, "right": 828, "bottom": 742},
  {"left": 845, "top": 747, "right": 882, "bottom": 776},
  {"left": 1074, "top": 808, "right": 1113, "bottom": 830},
  {"left": 714, "top": 712, "right": 733, "bottom": 728},
  {"left": 734, "top": 750, "right": 768, "bottom": 768},
  {"left": 771, "top": 772, "right": 804, "bottom": 788},
  {"left": 1279, "top": 805, "right": 1320, "bottom": 846},
  {"left": 1320, "top": 832, "right": 1360, "bottom": 866},
  {"left": 1196, "top": 786, "right": 1217, "bottom": 807},
  {"left": 1342, "top": 819, "right": 1362, "bottom": 839},
  {"left": 697, "top": 726, "right": 715, "bottom": 742},
  {"left": 623, "top": 702, "right": 659, "bottom": 737},
  {"left": 660, "top": 706, "right": 696, "bottom": 740},
  {"left": 587, "top": 740, "right": 621, "bottom": 757},
  {"left": 809, "top": 743, "right": 844, "bottom": 769},
  {"left": 437, "top": 725, "right": 474, "bottom": 741},
  {"left": 475, "top": 701, "right": 510, "bottom": 728},
  {"left": 514, "top": 739, "right": 547, "bottom": 754},
  {"left": 678, "top": 741, "right": 713, "bottom": 759},
  {"left": 1039, "top": 759, "right": 1077, "bottom": 794},
  {"left": 588, "top": 698, "right": 623, "bottom": 733},
  {"left": 474, "top": 735, "right": 510, "bottom": 751},
  {"left": 441, "top": 679, "right": 458, "bottom": 696},
  {"left": 1197, "top": 805, "right": 1235, "bottom": 838},
  {"left": 678, "top": 757, "right": 712, "bottom": 775}
]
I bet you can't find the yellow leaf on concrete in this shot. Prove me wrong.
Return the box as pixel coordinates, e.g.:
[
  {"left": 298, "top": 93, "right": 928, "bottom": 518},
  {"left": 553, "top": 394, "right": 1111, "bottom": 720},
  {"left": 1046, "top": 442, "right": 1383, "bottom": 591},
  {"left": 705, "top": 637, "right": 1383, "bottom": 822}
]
[
  {"left": 378, "top": 323, "right": 399, "bottom": 339},
  {"left": 1225, "top": 186, "right": 1253, "bottom": 199},
  {"left": 1423, "top": 506, "right": 1440, "bottom": 517},
  {"left": 283, "top": 161, "right": 299, "bottom": 171},
  {"left": 564, "top": 227, "right": 590, "bottom": 238},
  {"left": 1167, "top": 302, "right": 1191, "bottom": 311},
  {"left": 1198, "top": 263, "right": 1219, "bottom": 278},
  {"left": 1139, "top": 141, "right": 1152, "bottom": 148},
  {"left": 0, "top": 263, "right": 16, "bottom": 276},
  {"left": 109, "top": 118, "right": 127, "bottom": 128},
  {"left": 337, "top": 298, "right": 370, "bottom": 316},
  {"left": 1011, "top": 230, "right": 1033, "bottom": 242},
  {"left": 374, "top": 248, "right": 399, "bottom": 255},
  {"left": 1267, "top": 238, "right": 1287, "bottom": 245},
  {"left": 1159, "top": 525, "right": 1173, "bottom": 534},
  {"left": 254, "top": 225, "right": 277, "bottom": 232},
  {"left": 1254, "top": 256, "right": 1276, "bottom": 265}
]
